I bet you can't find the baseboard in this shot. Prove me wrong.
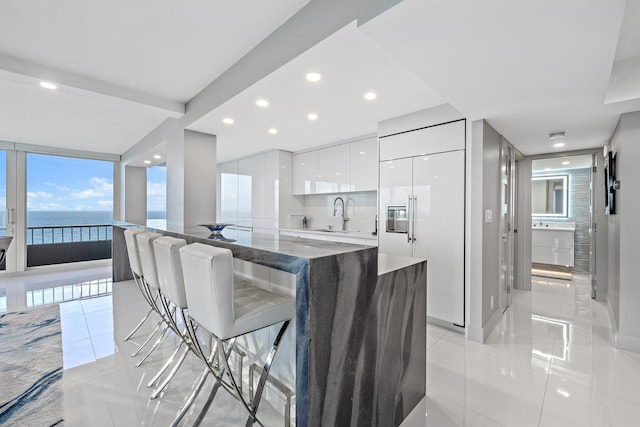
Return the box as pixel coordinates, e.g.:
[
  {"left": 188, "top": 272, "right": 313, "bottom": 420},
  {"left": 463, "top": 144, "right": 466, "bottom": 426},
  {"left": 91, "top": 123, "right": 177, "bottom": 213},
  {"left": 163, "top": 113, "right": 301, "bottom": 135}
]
[
  {"left": 466, "top": 308, "right": 502, "bottom": 343},
  {"left": 615, "top": 332, "right": 640, "bottom": 354}
]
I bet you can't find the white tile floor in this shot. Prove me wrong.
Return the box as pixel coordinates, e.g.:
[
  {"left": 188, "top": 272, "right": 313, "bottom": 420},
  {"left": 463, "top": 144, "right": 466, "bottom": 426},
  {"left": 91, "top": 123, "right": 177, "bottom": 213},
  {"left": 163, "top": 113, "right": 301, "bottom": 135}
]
[
  {"left": 402, "top": 273, "right": 640, "bottom": 427},
  {"left": 3, "top": 265, "right": 640, "bottom": 426}
]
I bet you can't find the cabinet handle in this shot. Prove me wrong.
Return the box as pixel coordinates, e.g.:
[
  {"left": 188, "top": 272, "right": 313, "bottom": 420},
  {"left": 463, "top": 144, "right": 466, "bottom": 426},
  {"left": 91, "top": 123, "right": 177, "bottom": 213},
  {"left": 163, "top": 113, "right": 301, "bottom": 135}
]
[
  {"left": 412, "top": 196, "right": 417, "bottom": 242},
  {"left": 407, "top": 195, "right": 412, "bottom": 243}
]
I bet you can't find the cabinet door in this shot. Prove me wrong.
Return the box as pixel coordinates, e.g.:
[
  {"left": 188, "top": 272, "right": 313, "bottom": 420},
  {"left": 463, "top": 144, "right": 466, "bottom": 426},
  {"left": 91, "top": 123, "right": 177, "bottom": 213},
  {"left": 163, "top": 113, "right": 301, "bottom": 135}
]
[
  {"left": 350, "top": 138, "right": 377, "bottom": 192},
  {"left": 412, "top": 151, "right": 465, "bottom": 326},
  {"left": 237, "top": 157, "right": 254, "bottom": 221},
  {"left": 218, "top": 161, "right": 239, "bottom": 223},
  {"left": 293, "top": 151, "right": 318, "bottom": 195},
  {"left": 378, "top": 157, "right": 413, "bottom": 257},
  {"left": 379, "top": 119, "right": 465, "bottom": 161},
  {"left": 318, "top": 144, "right": 350, "bottom": 193}
]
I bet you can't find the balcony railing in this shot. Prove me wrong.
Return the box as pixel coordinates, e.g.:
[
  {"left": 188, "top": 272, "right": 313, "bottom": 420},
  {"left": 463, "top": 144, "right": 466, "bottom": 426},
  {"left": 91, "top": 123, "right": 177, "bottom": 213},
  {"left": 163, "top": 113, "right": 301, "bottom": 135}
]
[
  {"left": 27, "top": 224, "right": 113, "bottom": 245},
  {"left": 27, "top": 224, "right": 113, "bottom": 267}
]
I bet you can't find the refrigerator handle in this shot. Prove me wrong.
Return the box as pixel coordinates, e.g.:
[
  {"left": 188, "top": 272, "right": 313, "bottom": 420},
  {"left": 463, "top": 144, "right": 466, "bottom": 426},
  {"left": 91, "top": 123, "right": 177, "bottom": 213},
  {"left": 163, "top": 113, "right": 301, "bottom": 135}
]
[
  {"left": 407, "top": 195, "right": 412, "bottom": 243},
  {"left": 412, "top": 196, "right": 417, "bottom": 242}
]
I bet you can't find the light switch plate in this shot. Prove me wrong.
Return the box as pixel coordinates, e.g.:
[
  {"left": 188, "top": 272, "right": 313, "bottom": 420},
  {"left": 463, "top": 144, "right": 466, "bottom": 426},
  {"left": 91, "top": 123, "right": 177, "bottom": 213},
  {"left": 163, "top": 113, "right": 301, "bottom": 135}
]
[{"left": 485, "top": 209, "right": 493, "bottom": 223}]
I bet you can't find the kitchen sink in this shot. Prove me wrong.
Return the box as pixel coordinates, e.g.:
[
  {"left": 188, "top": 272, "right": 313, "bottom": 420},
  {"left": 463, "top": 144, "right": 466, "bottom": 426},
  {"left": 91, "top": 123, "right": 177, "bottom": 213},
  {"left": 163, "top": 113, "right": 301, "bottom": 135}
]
[{"left": 311, "top": 228, "right": 354, "bottom": 233}]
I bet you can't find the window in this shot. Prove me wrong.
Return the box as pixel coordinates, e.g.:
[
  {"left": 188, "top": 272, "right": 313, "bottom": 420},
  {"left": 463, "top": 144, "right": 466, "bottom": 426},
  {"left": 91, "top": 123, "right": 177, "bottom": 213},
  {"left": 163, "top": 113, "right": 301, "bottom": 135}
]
[{"left": 26, "top": 153, "right": 113, "bottom": 266}]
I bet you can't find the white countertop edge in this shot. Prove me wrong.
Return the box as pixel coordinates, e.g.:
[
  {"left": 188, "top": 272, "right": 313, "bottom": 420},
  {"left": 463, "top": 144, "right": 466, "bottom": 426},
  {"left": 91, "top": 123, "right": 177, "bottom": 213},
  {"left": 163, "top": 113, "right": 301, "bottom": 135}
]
[
  {"left": 279, "top": 228, "right": 378, "bottom": 241},
  {"left": 378, "top": 253, "right": 426, "bottom": 276}
]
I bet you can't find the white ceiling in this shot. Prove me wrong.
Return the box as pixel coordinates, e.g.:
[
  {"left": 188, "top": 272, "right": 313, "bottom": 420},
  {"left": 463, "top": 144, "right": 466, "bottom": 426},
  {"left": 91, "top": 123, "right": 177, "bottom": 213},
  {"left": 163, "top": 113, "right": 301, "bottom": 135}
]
[
  {"left": 188, "top": 22, "right": 445, "bottom": 162},
  {"left": 1, "top": 0, "right": 640, "bottom": 162},
  {"left": 0, "top": 0, "right": 309, "bottom": 154},
  {"left": 532, "top": 155, "right": 593, "bottom": 173},
  {"left": 360, "top": 0, "right": 640, "bottom": 156}
]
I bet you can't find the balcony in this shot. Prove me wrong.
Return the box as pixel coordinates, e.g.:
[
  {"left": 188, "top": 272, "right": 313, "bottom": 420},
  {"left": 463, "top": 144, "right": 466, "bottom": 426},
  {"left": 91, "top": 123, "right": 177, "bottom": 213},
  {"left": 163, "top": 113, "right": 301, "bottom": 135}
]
[{"left": 26, "top": 224, "right": 112, "bottom": 267}]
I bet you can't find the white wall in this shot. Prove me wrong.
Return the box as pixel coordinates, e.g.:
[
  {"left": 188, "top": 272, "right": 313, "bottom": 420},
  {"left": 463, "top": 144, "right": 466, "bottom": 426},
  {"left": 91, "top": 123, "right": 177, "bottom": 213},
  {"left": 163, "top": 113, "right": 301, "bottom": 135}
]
[
  {"left": 607, "top": 111, "right": 640, "bottom": 352},
  {"left": 123, "top": 166, "right": 147, "bottom": 225},
  {"left": 183, "top": 130, "right": 217, "bottom": 227}
]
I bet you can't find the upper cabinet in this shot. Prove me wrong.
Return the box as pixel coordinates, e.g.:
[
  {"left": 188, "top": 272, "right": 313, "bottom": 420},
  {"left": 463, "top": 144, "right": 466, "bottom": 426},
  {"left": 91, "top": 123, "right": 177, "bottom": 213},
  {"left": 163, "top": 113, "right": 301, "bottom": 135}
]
[
  {"left": 293, "top": 138, "right": 378, "bottom": 195},
  {"left": 379, "top": 120, "right": 465, "bottom": 161},
  {"left": 293, "top": 151, "right": 318, "bottom": 195},
  {"left": 318, "top": 144, "right": 350, "bottom": 193},
  {"left": 349, "top": 137, "right": 377, "bottom": 192}
]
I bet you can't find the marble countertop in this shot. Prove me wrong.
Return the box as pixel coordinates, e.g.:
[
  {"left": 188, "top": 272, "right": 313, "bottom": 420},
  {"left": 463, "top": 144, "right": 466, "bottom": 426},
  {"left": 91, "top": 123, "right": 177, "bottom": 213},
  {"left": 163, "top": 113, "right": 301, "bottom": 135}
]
[
  {"left": 117, "top": 222, "right": 375, "bottom": 261},
  {"left": 279, "top": 228, "right": 378, "bottom": 242},
  {"left": 378, "top": 253, "right": 426, "bottom": 276}
]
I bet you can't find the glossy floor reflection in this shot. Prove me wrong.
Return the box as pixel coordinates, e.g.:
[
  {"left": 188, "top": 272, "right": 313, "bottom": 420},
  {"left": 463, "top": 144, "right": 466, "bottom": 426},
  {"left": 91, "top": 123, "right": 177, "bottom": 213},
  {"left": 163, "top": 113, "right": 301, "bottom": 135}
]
[
  {"left": 4, "top": 265, "right": 640, "bottom": 426},
  {"left": 402, "top": 273, "right": 640, "bottom": 427}
]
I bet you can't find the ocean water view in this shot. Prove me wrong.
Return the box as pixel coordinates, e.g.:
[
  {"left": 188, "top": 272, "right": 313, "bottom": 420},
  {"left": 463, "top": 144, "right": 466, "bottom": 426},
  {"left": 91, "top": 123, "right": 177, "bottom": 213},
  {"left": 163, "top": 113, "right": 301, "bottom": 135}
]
[{"left": 0, "top": 211, "right": 166, "bottom": 241}]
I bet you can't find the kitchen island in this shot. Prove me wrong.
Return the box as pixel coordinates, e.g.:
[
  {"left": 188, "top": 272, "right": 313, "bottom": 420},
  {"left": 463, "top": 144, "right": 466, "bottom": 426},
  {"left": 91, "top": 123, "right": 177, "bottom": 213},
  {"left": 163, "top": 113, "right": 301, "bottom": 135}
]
[{"left": 112, "top": 224, "right": 425, "bottom": 426}]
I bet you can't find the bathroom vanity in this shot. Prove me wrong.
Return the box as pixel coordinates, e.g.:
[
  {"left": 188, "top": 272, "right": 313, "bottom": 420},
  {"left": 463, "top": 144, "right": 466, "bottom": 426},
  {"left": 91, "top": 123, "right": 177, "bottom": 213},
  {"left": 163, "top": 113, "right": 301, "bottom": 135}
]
[{"left": 531, "top": 221, "right": 576, "bottom": 267}]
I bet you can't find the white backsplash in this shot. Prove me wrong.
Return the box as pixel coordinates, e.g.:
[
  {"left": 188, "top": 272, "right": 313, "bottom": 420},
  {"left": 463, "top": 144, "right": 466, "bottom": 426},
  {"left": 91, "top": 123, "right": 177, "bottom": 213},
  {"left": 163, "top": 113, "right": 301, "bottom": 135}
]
[{"left": 290, "top": 191, "right": 378, "bottom": 234}]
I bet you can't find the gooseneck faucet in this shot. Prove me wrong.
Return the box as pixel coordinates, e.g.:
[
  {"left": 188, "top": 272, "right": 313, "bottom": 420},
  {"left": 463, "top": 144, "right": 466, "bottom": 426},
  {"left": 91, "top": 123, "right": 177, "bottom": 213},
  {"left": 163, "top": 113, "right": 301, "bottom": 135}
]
[{"left": 333, "top": 197, "right": 347, "bottom": 230}]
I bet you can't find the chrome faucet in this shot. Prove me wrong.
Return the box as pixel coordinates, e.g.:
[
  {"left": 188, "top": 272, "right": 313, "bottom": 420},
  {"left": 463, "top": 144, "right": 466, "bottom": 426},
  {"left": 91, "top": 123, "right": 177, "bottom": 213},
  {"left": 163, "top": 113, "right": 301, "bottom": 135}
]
[{"left": 333, "top": 197, "right": 347, "bottom": 230}]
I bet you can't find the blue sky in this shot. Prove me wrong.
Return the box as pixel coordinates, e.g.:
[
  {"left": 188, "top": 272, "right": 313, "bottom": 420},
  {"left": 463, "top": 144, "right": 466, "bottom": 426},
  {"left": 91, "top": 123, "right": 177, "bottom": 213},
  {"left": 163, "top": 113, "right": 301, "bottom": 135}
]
[
  {"left": 1, "top": 153, "right": 166, "bottom": 212},
  {"left": 27, "top": 154, "right": 114, "bottom": 211}
]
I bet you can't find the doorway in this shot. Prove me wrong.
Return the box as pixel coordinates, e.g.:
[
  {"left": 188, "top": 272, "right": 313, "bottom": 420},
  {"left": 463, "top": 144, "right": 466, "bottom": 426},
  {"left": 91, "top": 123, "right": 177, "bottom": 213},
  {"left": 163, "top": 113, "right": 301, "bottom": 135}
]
[
  {"left": 499, "top": 140, "right": 515, "bottom": 312},
  {"left": 530, "top": 154, "right": 594, "bottom": 284}
]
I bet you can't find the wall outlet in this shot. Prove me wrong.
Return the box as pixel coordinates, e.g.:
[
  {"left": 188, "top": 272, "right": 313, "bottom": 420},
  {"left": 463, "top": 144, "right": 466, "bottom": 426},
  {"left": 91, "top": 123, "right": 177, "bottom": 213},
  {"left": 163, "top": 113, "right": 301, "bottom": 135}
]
[{"left": 491, "top": 295, "right": 495, "bottom": 310}]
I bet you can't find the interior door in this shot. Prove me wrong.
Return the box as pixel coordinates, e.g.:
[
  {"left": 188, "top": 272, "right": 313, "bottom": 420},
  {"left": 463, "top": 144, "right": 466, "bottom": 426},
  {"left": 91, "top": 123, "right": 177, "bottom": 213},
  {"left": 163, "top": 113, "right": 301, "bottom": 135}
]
[
  {"left": 412, "top": 151, "right": 465, "bottom": 326},
  {"left": 499, "top": 142, "right": 514, "bottom": 312},
  {"left": 378, "top": 157, "right": 413, "bottom": 257}
]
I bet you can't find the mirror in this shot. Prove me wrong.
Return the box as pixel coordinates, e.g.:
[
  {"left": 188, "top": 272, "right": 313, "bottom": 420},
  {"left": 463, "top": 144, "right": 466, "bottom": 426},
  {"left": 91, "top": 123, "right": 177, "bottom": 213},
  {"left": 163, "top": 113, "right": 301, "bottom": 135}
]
[{"left": 532, "top": 175, "right": 568, "bottom": 217}]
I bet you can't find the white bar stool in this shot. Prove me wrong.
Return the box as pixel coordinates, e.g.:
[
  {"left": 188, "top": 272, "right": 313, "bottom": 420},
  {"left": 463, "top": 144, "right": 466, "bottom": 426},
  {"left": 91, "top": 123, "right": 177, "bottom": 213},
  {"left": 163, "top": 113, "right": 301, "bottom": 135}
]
[
  {"left": 148, "top": 236, "right": 191, "bottom": 399},
  {"left": 133, "top": 231, "right": 170, "bottom": 364},
  {"left": 179, "top": 243, "right": 295, "bottom": 427},
  {"left": 123, "top": 228, "right": 156, "bottom": 344}
]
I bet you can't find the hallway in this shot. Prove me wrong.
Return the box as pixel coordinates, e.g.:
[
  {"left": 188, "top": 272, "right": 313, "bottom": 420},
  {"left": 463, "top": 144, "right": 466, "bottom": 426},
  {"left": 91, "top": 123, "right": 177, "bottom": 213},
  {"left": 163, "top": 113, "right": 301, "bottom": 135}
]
[{"left": 406, "top": 274, "right": 640, "bottom": 426}]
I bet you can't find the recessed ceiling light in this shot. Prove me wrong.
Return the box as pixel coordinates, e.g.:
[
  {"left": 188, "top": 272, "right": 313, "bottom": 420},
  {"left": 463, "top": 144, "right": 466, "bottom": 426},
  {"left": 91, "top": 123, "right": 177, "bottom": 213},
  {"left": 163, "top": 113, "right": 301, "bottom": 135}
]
[
  {"left": 307, "top": 113, "right": 318, "bottom": 121},
  {"left": 359, "top": 151, "right": 365, "bottom": 155},
  {"left": 553, "top": 142, "right": 566, "bottom": 148},
  {"left": 256, "top": 99, "right": 269, "bottom": 108},
  {"left": 40, "top": 81, "right": 57, "bottom": 90},
  {"left": 306, "top": 72, "right": 322, "bottom": 82},
  {"left": 144, "top": 160, "right": 151, "bottom": 165},
  {"left": 153, "top": 155, "right": 162, "bottom": 160},
  {"left": 222, "top": 117, "right": 234, "bottom": 125},
  {"left": 561, "top": 161, "right": 570, "bottom": 165},
  {"left": 268, "top": 128, "right": 278, "bottom": 135},
  {"left": 544, "top": 167, "right": 551, "bottom": 171},
  {"left": 364, "top": 92, "right": 377, "bottom": 101}
]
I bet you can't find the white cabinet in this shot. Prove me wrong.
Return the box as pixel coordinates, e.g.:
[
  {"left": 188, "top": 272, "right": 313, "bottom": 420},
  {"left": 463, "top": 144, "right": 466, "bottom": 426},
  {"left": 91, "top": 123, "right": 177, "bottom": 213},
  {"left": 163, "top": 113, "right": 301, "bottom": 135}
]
[
  {"left": 378, "top": 120, "right": 466, "bottom": 326},
  {"left": 218, "top": 150, "right": 292, "bottom": 233},
  {"left": 218, "top": 161, "right": 239, "bottom": 223},
  {"left": 318, "top": 144, "right": 350, "bottom": 194},
  {"left": 293, "top": 138, "right": 378, "bottom": 195},
  {"left": 350, "top": 138, "right": 377, "bottom": 191},
  {"left": 238, "top": 154, "right": 266, "bottom": 221},
  {"left": 531, "top": 224, "right": 575, "bottom": 267},
  {"left": 293, "top": 151, "right": 318, "bottom": 195},
  {"left": 379, "top": 119, "right": 465, "bottom": 161}
]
